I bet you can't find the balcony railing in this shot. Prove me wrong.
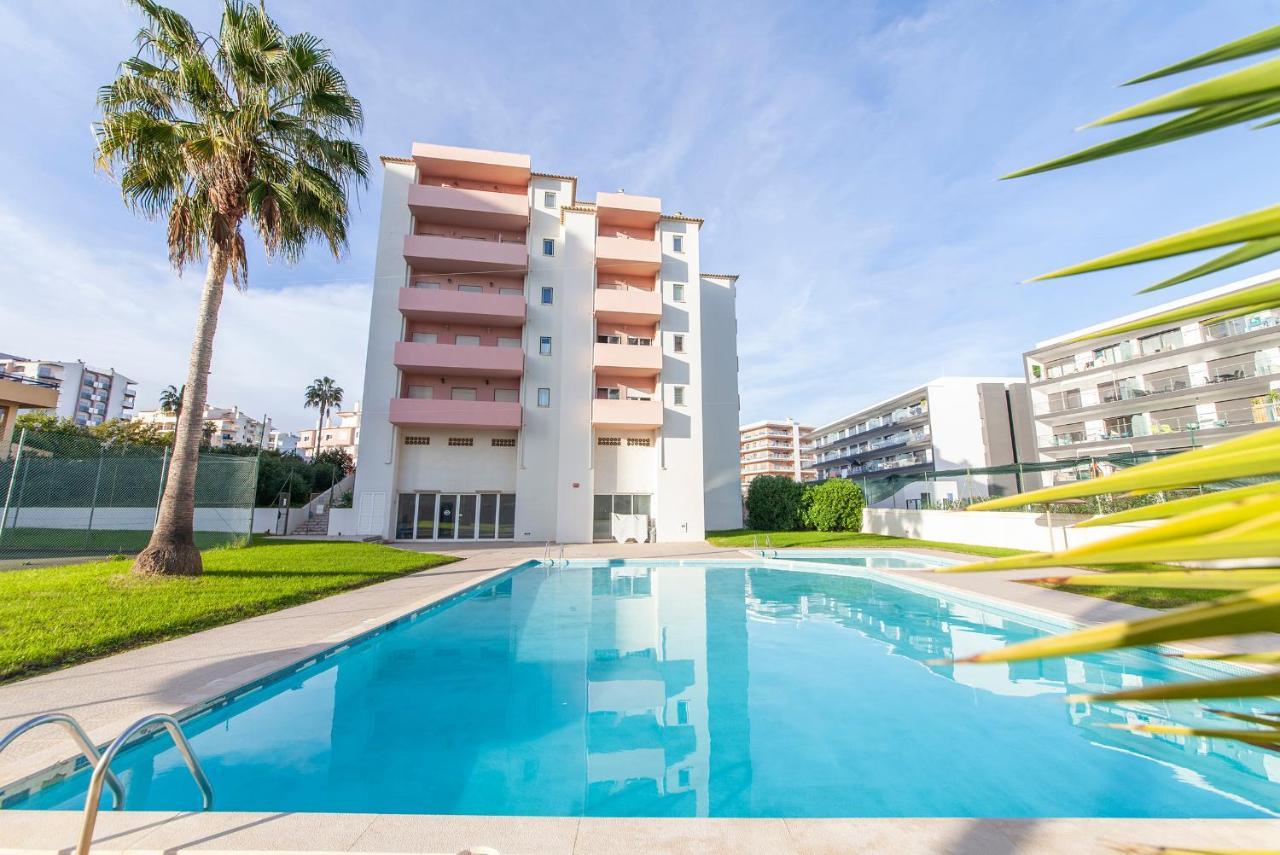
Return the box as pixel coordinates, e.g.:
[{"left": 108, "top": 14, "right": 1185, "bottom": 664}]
[
  {"left": 818, "top": 405, "right": 928, "bottom": 446},
  {"left": 403, "top": 232, "right": 527, "bottom": 273},
  {"left": 398, "top": 287, "right": 525, "bottom": 327},
  {"left": 393, "top": 341, "right": 524, "bottom": 377},
  {"left": 1039, "top": 406, "right": 1279, "bottom": 447},
  {"left": 389, "top": 397, "right": 522, "bottom": 430},
  {"left": 593, "top": 342, "right": 662, "bottom": 376},
  {"left": 592, "top": 398, "right": 663, "bottom": 428},
  {"left": 1033, "top": 361, "right": 1278, "bottom": 416}
]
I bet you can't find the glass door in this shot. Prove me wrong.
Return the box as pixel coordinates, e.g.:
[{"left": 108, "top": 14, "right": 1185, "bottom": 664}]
[
  {"left": 457, "top": 494, "right": 477, "bottom": 540},
  {"left": 593, "top": 495, "right": 612, "bottom": 541},
  {"left": 415, "top": 493, "right": 436, "bottom": 540},
  {"left": 437, "top": 494, "right": 457, "bottom": 539}
]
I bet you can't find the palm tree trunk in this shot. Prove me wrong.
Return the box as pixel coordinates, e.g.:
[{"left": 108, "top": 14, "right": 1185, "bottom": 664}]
[
  {"left": 314, "top": 405, "right": 324, "bottom": 460},
  {"left": 133, "top": 247, "right": 228, "bottom": 576}
]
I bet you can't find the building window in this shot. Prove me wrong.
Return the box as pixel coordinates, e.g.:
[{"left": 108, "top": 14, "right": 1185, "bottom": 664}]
[
  {"left": 673, "top": 334, "right": 685, "bottom": 353},
  {"left": 672, "top": 235, "right": 684, "bottom": 253},
  {"left": 497, "top": 336, "right": 521, "bottom": 347},
  {"left": 494, "top": 388, "right": 519, "bottom": 403},
  {"left": 544, "top": 191, "right": 557, "bottom": 208},
  {"left": 627, "top": 437, "right": 652, "bottom": 447},
  {"left": 541, "top": 286, "right": 554, "bottom": 305},
  {"left": 539, "top": 336, "right": 552, "bottom": 355},
  {"left": 672, "top": 386, "right": 686, "bottom": 406},
  {"left": 406, "top": 385, "right": 433, "bottom": 399},
  {"left": 537, "top": 387, "right": 551, "bottom": 407},
  {"left": 491, "top": 437, "right": 516, "bottom": 448},
  {"left": 596, "top": 387, "right": 620, "bottom": 400},
  {"left": 404, "top": 436, "right": 430, "bottom": 446},
  {"left": 672, "top": 283, "right": 685, "bottom": 302},
  {"left": 447, "top": 437, "right": 474, "bottom": 447},
  {"left": 597, "top": 436, "right": 622, "bottom": 446},
  {"left": 451, "top": 387, "right": 477, "bottom": 401},
  {"left": 542, "top": 238, "right": 555, "bottom": 256},
  {"left": 410, "top": 332, "right": 437, "bottom": 344},
  {"left": 454, "top": 334, "right": 481, "bottom": 346}
]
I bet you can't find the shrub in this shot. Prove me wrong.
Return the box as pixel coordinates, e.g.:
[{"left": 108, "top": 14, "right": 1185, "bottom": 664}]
[
  {"left": 802, "top": 478, "right": 865, "bottom": 532},
  {"left": 745, "top": 475, "right": 805, "bottom": 531}
]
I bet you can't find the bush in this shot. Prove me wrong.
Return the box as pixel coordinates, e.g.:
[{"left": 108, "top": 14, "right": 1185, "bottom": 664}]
[
  {"left": 745, "top": 475, "right": 806, "bottom": 531},
  {"left": 801, "top": 478, "right": 865, "bottom": 532}
]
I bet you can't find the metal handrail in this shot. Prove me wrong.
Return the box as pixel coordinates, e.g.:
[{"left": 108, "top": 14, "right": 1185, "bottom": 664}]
[
  {"left": 557, "top": 544, "right": 565, "bottom": 566},
  {"left": 542, "top": 540, "right": 550, "bottom": 563},
  {"left": 0, "top": 714, "right": 125, "bottom": 809},
  {"left": 77, "top": 714, "right": 212, "bottom": 855}
]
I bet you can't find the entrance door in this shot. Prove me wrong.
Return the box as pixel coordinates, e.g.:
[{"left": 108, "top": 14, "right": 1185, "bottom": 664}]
[
  {"left": 415, "top": 493, "right": 436, "bottom": 540},
  {"left": 457, "top": 494, "right": 477, "bottom": 540},
  {"left": 593, "top": 495, "right": 612, "bottom": 541},
  {"left": 437, "top": 494, "right": 457, "bottom": 539}
]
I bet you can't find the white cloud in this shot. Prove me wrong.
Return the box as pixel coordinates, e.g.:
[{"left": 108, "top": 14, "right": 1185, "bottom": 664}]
[{"left": 0, "top": 203, "right": 369, "bottom": 433}]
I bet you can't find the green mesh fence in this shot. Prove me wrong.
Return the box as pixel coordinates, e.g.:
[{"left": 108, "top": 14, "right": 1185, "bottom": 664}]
[{"left": 0, "top": 429, "right": 259, "bottom": 560}]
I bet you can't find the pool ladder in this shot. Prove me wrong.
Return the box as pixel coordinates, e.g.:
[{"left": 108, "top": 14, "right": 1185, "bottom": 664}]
[
  {"left": 0, "top": 711, "right": 213, "bottom": 855},
  {"left": 541, "top": 541, "right": 566, "bottom": 566}
]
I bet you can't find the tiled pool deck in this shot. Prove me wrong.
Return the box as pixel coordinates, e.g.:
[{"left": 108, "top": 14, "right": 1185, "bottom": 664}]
[{"left": 1, "top": 541, "right": 1277, "bottom": 854}]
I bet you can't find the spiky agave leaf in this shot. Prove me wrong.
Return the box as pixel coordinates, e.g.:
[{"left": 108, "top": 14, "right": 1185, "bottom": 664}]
[
  {"left": 1090, "top": 57, "right": 1280, "bottom": 126},
  {"left": 1124, "top": 23, "right": 1280, "bottom": 85},
  {"left": 1028, "top": 569, "right": 1280, "bottom": 591},
  {"left": 1101, "top": 723, "right": 1280, "bottom": 750},
  {"left": 1066, "top": 669, "right": 1280, "bottom": 702},
  {"left": 1170, "top": 651, "right": 1280, "bottom": 664},
  {"left": 949, "top": 583, "right": 1280, "bottom": 664},
  {"left": 1075, "top": 481, "right": 1280, "bottom": 527},
  {"left": 965, "top": 429, "right": 1280, "bottom": 510},
  {"left": 1139, "top": 236, "right": 1280, "bottom": 293},
  {"left": 1062, "top": 281, "right": 1280, "bottom": 342}
]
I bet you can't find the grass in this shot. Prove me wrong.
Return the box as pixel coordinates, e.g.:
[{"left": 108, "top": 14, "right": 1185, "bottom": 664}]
[
  {"left": 707, "top": 529, "right": 1226, "bottom": 610},
  {"left": 0, "top": 538, "right": 457, "bottom": 683}
]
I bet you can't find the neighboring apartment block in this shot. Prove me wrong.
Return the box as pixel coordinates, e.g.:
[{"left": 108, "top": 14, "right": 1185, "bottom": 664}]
[
  {"left": 739, "top": 419, "right": 816, "bottom": 494},
  {"left": 135, "top": 404, "right": 272, "bottom": 449},
  {"left": 810, "top": 377, "right": 1034, "bottom": 508},
  {"left": 351, "top": 142, "right": 741, "bottom": 543},
  {"left": 1024, "top": 270, "right": 1280, "bottom": 477},
  {"left": 298, "top": 404, "right": 361, "bottom": 463},
  {"left": 0, "top": 355, "right": 137, "bottom": 427}
]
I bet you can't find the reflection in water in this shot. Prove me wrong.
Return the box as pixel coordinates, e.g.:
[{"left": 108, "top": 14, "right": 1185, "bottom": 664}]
[{"left": 12, "top": 563, "right": 1280, "bottom": 817}]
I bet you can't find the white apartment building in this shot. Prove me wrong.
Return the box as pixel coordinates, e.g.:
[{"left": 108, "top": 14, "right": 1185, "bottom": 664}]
[
  {"left": 739, "top": 419, "right": 816, "bottom": 495},
  {"left": 267, "top": 429, "right": 300, "bottom": 454},
  {"left": 350, "top": 142, "right": 741, "bottom": 543},
  {"left": 1024, "top": 270, "right": 1280, "bottom": 478},
  {"left": 810, "top": 377, "right": 1034, "bottom": 508},
  {"left": 298, "top": 404, "right": 361, "bottom": 463},
  {"left": 134, "top": 404, "right": 272, "bottom": 449},
  {"left": 0, "top": 356, "right": 137, "bottom": 427}
]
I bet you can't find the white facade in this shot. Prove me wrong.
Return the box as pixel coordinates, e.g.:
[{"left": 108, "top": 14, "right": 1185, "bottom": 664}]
[
  {"left": 0, "top": 356, "right": 137, "bottom": 426},
  {"left": 298, "top": 404, "right": 361, "bottom": 463},
  {"left": 350, "top": 144, "right": 740, "bottom": 544},
  {"left": 809, "top": 377, "right": 1033, "bottom": 508},
  {"left": 134, "top": 403, "right": 272, "bottom": 449},
  {"left": 1024, "top": 269, "right": 1280, "bottom": 482},
  {"left": 267, "top": 429, "right": 300, "bottom": 454}
]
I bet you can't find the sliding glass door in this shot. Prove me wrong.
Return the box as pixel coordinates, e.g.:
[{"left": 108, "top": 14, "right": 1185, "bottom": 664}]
[{"left": 396, "top": 492, "right": 516, "bottom": 540}]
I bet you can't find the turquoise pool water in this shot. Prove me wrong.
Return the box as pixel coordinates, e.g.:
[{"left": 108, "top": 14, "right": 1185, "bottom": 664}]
[{"left": 8, "top": 555, "right": 1279, "bottom": 817}]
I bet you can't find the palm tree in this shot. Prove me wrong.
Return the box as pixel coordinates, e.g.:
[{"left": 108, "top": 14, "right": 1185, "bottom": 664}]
[
  {"left": 95, "top": 0, "right": 367, "bottom": 576},
  {"left": 158, "top": 384, "right": 183, "bottom": 416},
  {"left": 303, "top": 376, "right": 343, "bottom": 459}
]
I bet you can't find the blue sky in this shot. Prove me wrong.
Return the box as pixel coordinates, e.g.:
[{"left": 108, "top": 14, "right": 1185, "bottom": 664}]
[{"left": 3, "top": 1, "right": 1280, "bottom": 432}]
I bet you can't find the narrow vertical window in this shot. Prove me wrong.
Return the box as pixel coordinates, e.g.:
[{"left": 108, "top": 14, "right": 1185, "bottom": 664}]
[
  {"left": 542, "top": 238, "right": 555, "bottom": 256},
  {"left": 673, "top": 386, "right": 686, "bottom": 406},
  {"left": 672, "top": 283, "right": 685, "bottom": 302},
  {"left": 537, "top": 387, "right": 551, "bottom": 407},
  {"left": 672, "top": 235, "right": 684, "bottom": 253},
  {"left": 541, "top": 286, "right": 554, "bottom": 305},
  {"left": 673, "top": 334, "right": 685, "bottom": 353},
  {"left": 539, "top": 336, "right": 552, "bottom": 355},
  {"left": 544, "top": 190, "right": 557, "bottom": 208}
]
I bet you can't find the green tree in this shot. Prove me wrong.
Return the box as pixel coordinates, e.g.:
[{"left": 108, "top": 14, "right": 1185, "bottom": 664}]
[
  {"left": 802, "top": 478, "right": 865, "bottom": 532},
  {"left": 303, "top": 376, "right": 344, "bottom": 459},
  {"left": 158, "top": 384, "right": 184, "bottom": 416},
  {"left": 95, "top": 0, "right": 367, "bottom": 576},
  {"left": 745, "top": 475, "right": 806, "bottom": 531}
]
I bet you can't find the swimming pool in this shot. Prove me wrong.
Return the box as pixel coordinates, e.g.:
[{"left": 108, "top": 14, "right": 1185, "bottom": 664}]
[{"left": 6, "top": 554, "right": 1278, "bottom": 818}]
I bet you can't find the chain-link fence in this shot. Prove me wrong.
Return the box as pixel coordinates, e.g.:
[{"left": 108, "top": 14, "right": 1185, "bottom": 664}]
[{"left": 0, "top": 429, "right": 259, "bottom": 560}]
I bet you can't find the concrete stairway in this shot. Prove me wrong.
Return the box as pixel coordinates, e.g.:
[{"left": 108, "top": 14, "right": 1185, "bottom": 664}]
[{"left": 293, "top": 510, "right": 330, "bottom": 536}]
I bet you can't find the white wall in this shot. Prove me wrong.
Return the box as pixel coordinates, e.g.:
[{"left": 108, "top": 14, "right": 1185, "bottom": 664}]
[
  {"left": 350, "top": 161, "right": 413, "bottom": 537},
  {"left": 699, "top": 274, "right": 742, "bottom": 530},
  {"left": 328, "top": 507, "right": 358, "bottom": 536},
  {"left": 593, "top": 433, "right": 658, "bottom": 494},
  {"left": 398, "top": 430, "right": 519, "bottom": 492},
  {"left": 863, "top": 507, "right": 1148, "bottom": 552},
  {"left": 5, "top": 507, "right": 254, "bottom": 534}
]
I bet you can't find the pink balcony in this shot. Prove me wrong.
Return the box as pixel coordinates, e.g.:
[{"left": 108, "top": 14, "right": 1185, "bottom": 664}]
[
  {"left": 411, "top": 142, "right": 531, "bottom": 185},
  {"left": 408, "top": 184, "right": 529, "bottom": 230},
  {"left": 593, "top": 342, "right": 662, "bottom": 377},
  {"left": 403, "top": 234, "right": 527, "bottom": 273},
  {"left": 594, "top": 287, "right": 662, "bottom": 324},
  {"left": 390, "top": 397, "right": 522, "bottom": 430},
  {"left": 399, "top": 288, "right": 525, "bottom": 327},
  {"left": 596, "top": 191, "right": 662, "bottom": 228},
  {"left": 596, "top": 235, "right": 661, "bottom": 276},
  {"left": 592, "top": 398, "right": 663, "bottom": 429},
  {"left": 394, "top": 341, "right": 523, "bottom": 377}
]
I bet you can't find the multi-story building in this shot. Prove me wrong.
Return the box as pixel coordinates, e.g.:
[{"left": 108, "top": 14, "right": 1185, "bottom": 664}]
[
  {"left": 0, "top": 356, "right": 137, "bottom": 427},
  {"left": 1024, "top": 270, "right": 1280, "bottom": 479},
  {"left": 809, "top": 377, "right": 1034, "bottom": 508},
  {"left": 738, "top": 419, "right": 816, "bottom": 494},
  {"left": 266, "top": 429, "right": 300, "bottom": 455},
  {"left": 134, "top": 404, "right": 272, "bottom": 449},
  {"left": 350, "top": 142, "right": 741, "bottom": 543},
  {"left": 298, "top": 403, "right": 361, "bottom": 463}
]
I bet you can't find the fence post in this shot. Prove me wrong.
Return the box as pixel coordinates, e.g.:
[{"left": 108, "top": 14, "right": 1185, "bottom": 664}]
[
  {"left": 247, "top": 452, "right": 262, "bottom": 544},
  {"left": 85, "top": 444, "right": 107, "bottom": 549},
  {"left": 153, "top": 446, "right": 169, "bottom": 526},
  {"left": 0, "top": 428, "right": 26, "bottom": 547}
]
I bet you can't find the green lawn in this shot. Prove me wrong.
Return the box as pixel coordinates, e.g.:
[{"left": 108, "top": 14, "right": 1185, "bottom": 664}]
[
  {"left": 0, "top": 538, "right": 457, "bottom": 683},
  {"left": 707, "top": 529, "right": 1224, "bottom": 610}
]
